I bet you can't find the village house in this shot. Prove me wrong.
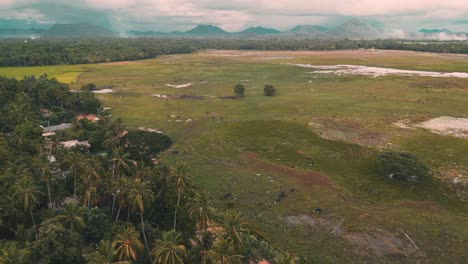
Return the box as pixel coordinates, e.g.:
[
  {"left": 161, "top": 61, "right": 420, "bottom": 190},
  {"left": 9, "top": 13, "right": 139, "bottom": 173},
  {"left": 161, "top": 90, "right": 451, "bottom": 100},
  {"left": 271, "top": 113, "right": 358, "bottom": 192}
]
[
  {"left": 59, "top": 140, "right": 91, "bottom": 152},
  {"left": 76, "top": 114, "right": 100, "bottom": 122},
  {"left": 41, "top": 123, "right": 72, "bottom": 133}
]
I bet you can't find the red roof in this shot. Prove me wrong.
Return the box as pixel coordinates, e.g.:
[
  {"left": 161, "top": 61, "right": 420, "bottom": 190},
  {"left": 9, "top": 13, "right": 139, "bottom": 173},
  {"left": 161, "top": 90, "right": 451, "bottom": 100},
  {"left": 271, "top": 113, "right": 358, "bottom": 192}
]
[{"left": 76, "top": 114, "right": 100, "bottom": 122}]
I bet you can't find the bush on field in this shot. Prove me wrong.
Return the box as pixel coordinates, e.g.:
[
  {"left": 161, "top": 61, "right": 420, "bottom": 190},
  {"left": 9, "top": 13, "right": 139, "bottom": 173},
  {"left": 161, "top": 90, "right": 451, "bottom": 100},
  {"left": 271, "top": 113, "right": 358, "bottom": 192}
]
[
  {"left": 378, "top": 151, "right": 429, "bottom": 183},
  {"left": 264, "top": 84, "right": 276, "bottom": 96},
  {"left": 234, "top": 84, "right": 246, "bottom": 96}
]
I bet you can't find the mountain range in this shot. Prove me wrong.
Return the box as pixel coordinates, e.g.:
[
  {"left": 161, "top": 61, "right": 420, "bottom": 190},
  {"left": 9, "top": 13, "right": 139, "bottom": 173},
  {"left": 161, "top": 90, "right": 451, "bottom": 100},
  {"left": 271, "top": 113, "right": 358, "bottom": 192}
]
[{"left": 0, "top": 19, "right": 467, "bottom": 40}]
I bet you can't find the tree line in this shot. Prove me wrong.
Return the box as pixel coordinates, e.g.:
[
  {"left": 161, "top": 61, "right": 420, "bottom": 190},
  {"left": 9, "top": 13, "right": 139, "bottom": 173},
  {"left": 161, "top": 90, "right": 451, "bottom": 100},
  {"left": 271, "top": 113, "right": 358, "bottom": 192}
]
[
  {"left": 3, "top": 38, "right": 468, "bottom": 67},
  {"left": 0, "top": 75, "right": 301, "bottom": 263}
]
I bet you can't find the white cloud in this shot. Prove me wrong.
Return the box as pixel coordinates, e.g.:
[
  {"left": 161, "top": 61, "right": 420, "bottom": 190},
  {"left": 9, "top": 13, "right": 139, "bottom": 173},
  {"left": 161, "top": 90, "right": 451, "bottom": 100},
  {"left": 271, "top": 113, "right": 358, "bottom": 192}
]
[{"left": 4, "top": 0, "right": 468, "bottom": 31}]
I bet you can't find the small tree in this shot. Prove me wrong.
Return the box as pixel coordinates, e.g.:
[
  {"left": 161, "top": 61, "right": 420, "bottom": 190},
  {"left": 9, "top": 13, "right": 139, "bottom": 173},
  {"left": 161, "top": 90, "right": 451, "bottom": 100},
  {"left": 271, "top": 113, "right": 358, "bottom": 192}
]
[
  {"left": 378, "top": 151, "right": 429, "bottom": 183},
  {"left": 264, "top": 84, "right": 276, "bottom": 96},
  {"left": 233, "top": 84, "right": 245, "bottom": 97}
]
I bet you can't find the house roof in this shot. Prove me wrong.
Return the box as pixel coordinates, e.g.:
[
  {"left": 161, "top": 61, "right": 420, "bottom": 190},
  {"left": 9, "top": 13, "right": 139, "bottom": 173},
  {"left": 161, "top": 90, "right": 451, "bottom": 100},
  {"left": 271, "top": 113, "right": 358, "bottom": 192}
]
[
  {"left": 76, "top": 114, "right": 100, "bottom": 122},
  {"left": 42, "top": 131, "right": 56, "bottom": 137},
  {"left": 59, "top": 140, "right": 91, "bottom": 149},
  {"left": 42, "top": 123, "right": 72, "bottom": 132}
]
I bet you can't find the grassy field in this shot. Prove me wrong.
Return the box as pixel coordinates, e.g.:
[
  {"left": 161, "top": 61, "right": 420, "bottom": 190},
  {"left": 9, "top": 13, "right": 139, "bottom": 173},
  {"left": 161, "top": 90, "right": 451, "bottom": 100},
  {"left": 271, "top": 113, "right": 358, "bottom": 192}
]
[
  {"left": 0, "top": 64, "right": 87, "bottom": 83},
  {"left": 1, "top": 49, "right": 467, "bottom": 263}
]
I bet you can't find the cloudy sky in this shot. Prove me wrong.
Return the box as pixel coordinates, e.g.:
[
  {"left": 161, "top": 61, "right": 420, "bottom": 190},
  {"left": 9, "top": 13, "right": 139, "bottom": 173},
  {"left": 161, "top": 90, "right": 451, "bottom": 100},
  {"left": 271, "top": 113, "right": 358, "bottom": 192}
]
[{"left": 1, "top": 0, "right": 468, "bottom": 32}]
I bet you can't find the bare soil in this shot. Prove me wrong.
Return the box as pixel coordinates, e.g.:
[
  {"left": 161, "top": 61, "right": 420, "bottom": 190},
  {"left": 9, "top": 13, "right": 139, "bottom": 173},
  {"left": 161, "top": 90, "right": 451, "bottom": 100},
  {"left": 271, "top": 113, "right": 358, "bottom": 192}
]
[{"left": 244, "top": 153, "right": 333, "bottom": 187}]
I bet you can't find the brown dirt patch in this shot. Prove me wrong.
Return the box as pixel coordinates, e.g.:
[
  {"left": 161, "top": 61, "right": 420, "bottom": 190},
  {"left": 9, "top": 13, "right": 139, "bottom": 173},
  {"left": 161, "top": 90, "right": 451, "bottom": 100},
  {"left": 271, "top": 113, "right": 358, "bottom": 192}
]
[
  {"left": 100, "top": 60, "right": 140, "bottom": 66},
  {"left": 243, "top": 153, "right": 333, "bottom": 187},
  {"left": 285, "top": 214, "right": 418, "bottom": 257},
  {"left": 309, "top": 117, "right": 388, "bottom": 146},
  {"left": 399, "top": 200, "right": 443, "bottom": 213},
  {"left": 201, "top": 49, "right": 468, "bottom": 61},
  {"left": 343, "top": 229, "right": 416, "bottom": 256}
]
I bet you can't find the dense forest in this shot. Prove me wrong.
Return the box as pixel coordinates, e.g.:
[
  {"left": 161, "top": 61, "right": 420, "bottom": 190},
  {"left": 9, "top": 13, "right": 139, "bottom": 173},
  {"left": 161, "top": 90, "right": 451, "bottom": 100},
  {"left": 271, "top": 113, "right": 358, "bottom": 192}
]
[
  {"left": 0, "top": 76, "right": 297, "bottom": 263},
  {"left": 2, "top": 38, "right": 468, "bottom": 66}
]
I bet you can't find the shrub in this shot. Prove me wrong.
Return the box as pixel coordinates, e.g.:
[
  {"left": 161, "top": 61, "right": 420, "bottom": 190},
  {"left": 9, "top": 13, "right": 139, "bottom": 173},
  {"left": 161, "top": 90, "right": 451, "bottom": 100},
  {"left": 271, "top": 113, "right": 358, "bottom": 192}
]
[
  {"left": 125, "top": 130, "right": 173, "bottom": 163},
  {"left": 264, "top": 84, "right": 276, "bottom": 96},
  {"left": 234, "top": 84, "right": 245, "bottom": 97},
  {"left": 378, "top": 151, "right": 429, "bottom": 183}
]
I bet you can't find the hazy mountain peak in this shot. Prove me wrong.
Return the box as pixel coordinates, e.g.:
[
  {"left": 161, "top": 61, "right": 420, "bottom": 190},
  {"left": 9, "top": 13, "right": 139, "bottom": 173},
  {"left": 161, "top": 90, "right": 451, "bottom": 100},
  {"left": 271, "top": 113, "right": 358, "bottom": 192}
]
[
  {"left": 419, "top": 28, "right": 452, "bottom": 34},
  {"left": 45, "top": 23, "right": 115, "bottom": 38},
  {"left": 240, "top": 26, "right": 280, "bottom": 34},
  {"left": 185, "top": 25, "right": 227, "bottom": 35}
]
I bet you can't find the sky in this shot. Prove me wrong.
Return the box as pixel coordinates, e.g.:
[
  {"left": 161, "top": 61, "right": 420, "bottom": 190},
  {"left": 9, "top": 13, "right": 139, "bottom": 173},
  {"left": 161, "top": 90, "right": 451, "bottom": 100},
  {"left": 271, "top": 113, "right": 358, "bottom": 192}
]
[{"left": 1, "top": 0, "right": 468, "bottom": 33}]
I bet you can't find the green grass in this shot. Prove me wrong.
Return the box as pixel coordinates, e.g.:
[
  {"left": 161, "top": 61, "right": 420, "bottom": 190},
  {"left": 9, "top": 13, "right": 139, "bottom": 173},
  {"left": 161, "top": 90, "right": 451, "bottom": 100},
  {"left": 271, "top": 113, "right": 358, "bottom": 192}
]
[
  {"left": 0, "top": 64, "right": 88, "bottom": 83},
  {"left": 3, "top": 50, "right": 468, "bottom": 263}
]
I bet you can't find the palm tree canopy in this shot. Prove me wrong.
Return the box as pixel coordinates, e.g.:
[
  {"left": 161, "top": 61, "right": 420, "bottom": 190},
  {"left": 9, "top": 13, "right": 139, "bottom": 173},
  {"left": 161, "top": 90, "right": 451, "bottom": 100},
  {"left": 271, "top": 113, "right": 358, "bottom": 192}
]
[
  {"left": 207, "top": 239, "right": 242, "bottom": 264},
  {"left": 170, "top": 162, "right": 192, "bottom": 192},
  {"left": 152, "top": 230, "right": 188, "bottom": 264},
  {"left": 56, "top": 204, "right": 85, "bottom": 233},
  {"left": 220, "top": 211, "right": 249, "bottom": 250},
  {"left": 13, "top": 176, "right": 42, "bottom": 211},
  {"left": 114, "top": 226, "right": 144, "bottom": 261},
  {"left": 128, "top": 178, "right": 153, "bottom": 214},
  {"left": 187, "top": 193, "right": 215, "bottom": 232},
  {"left": 83, "top": 240, "right": 131, "bottom": 264}
]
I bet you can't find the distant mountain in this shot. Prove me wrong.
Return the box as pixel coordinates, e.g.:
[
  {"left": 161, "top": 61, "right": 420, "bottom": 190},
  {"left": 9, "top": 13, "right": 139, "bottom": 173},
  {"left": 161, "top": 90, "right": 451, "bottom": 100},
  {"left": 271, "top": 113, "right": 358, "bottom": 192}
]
[
  {"left": 240, "top": 26, "right": 280, "bottom": 35},
  {"left": 184, "top": 25, "right": 227, "bottom": 35},
  {"left": 289, "top": 25, "right": 327, "bottom": 34},
  {"left": 419, "top": 28, "right": 452, "bottom": 34},
  {"left": 328, "top": 19, "right": 380, "bottom": 38},
  {"left": 0, "top": 28, "right": 46, "bottom": 38},
  {"left": 44, "top": 23, "right": 115, "bottom": 38}
]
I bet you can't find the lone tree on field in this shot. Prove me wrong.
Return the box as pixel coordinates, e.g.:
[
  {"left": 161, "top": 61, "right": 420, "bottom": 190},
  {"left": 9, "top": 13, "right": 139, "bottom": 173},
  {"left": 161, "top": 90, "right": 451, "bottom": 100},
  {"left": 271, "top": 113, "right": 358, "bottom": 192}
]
[
  {"left": 264, "top": 84, "right": 276, "bottom": 96},
  {"left": 378, "top": 151, "right": 429, "bottom": 183},
  {"left": 233, "top": 84, "right": 245, "bottom": 97}
]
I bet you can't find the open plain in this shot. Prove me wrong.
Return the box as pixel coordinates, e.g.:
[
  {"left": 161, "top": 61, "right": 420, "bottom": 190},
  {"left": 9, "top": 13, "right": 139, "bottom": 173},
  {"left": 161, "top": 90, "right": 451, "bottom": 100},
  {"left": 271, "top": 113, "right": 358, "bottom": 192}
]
[{"left": 1, "top": 49, "right": 467, "bottom": 263}]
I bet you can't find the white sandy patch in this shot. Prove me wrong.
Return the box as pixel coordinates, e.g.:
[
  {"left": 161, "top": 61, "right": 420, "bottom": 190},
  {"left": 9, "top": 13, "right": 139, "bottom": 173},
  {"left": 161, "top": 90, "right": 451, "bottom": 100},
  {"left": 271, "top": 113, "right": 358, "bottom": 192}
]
[
  {"left": 285, "top": 63, "right": 468, "bottom": 78},
  {"left": 93, "top": 89, "right": 115, "bottom": 94},
  {"left": 166, "top": 83, "right": 192, "bottom": 88},
  {"left": 152, "top": 94, "right": 169, "bottom": 99},
  {"left": 139, "top": 127, "right": 164, "bottom": 134},
  {"left": 416, "top": 116, "right": 468, "bottom": 138}
]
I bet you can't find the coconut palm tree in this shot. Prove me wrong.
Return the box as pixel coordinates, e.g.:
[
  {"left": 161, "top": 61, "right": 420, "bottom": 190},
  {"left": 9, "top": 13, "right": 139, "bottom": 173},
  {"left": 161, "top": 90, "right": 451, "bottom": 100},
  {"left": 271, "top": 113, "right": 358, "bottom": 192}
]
[
  {"left": 187, "top": 193, "right": 215, "bottom": 232},
  {"left": 207, "top": 239, "right": 242, "bottom": 264},
  {"left": 56, "top": 204, "right": 84, "bottom": 233},
  {"left": 104, "top": 119, "right": 126, "bottom": 151},
  {"left": 128, "top": 178, "right": 153, "bottom": 262},
  {"left": 151, "top": 230, "right": 188, "bottom": 264},
  {"left": 80, "top": 160, "right": 103, "bottom": 208},
  {"left": 0, "top": 194, "right": 22, "bottom": 227},
  {"left": 80, "top": 183, "right": 100, "bottom": 209},
  {"left": 188, "top": 231, "right": 215, "bottom": 264},
  {"left": 114, "top": 177, "right": 129, "bottom": 223},
  {"left": 0, "top": 162, "right": 30, "bottom": 192},
  {"left": 59, "top": 150, "right": 85, "bottom": 197},
  {"left": 13, "top": 176, "right": 42, "bottom": 230},
  {"left": 83, "top": 240, "right": 130, "bottom": 264},
  {"left": 220, "top": 211, "right": 249, "bottom": 250},
  {"left": 32, "top": 154, "right": 54, "bottom": 208},
  {"left": 114, "top": 226, "right": 144, "bottom": 262},
  {"left": 109, "top": 147, "right": 133, "bottom": 178},
  {"left": 154, "top": 165, "right": 171, "bottom": 200},
  {"left": 55, "top": 84, "right": 68, "bottom": 109},
  {"left": 170, "top": 162, "right": 193, "bottom": 230}
]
